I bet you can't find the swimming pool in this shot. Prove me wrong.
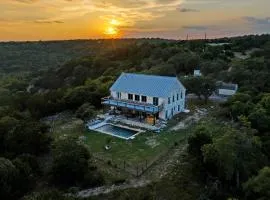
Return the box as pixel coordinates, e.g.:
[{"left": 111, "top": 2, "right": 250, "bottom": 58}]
[{"left": 95, "top": 124, "right": 140, "bottom": 140}]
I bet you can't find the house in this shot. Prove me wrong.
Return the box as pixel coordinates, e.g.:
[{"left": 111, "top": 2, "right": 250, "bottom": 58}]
[
  {"left": 216, "top": 81, "right": 238, "bottom": 97},
  {"left": 194, "top": 69, "right": 201, "bottom": 77},
  {"left": 101, "top": 73, "right": 186, "bottom": 125}
]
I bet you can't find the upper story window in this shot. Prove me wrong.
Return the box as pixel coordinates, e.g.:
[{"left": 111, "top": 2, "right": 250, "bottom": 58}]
[
  {"left": 177, "top": 93, "right": 179, "bottom": 101},
  {"left": 178, "top": 105, "right": 180, "bottom": 111},
  {"left": 117, "top": 92, "right": 121, "bottom": 99},
  {"left": 173, "top": 95, "right": 175, "bottom": 103},
  {"left": 153, "top": 97, "right": 159, "bottom": 106},
  {"left": 168, "top": 97, "right": 171, "bottom": 104},
  {"left": 135, "top": 95, "right": 140, "bottom": 101},
  {"left": 128, "top": 94, "right": 133, "bottom": 100},
  {"left": 141, "top": 96, "right": 147, "bottom": 102}
]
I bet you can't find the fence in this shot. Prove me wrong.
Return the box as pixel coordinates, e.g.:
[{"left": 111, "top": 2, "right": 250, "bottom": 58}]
[{"left": 92, "top": 137, "right": 187, "bottom": 177}]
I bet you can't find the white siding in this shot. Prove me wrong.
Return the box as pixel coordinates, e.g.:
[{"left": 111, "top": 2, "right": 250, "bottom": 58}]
[
  {"left": 110, "top": 81, "right": 186, "bottom": 121},
  {"left": 161, "top": 87, "right": 185, "bottom": 120}
]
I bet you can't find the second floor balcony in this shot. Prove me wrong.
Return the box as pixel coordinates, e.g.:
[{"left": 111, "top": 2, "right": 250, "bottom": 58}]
[{"left": 101, "top": 96, "right": 163, "bottom": 114}]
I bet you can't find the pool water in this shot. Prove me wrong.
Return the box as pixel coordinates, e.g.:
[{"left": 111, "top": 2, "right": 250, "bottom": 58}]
[{"left": 95, "top": 124, "right": 138, "bottom": 139}]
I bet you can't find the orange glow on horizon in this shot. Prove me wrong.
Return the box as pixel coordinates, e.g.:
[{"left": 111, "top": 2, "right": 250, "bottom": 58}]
[
  {"left": 104, "top": 26, "right": 119, "bottom": 36},
  {"left": 103, "top": 18, "right": 122, "bottom": 38}
]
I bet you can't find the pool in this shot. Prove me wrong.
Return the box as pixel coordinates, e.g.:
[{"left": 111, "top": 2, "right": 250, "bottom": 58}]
[{"left": 95, "top": 124, "right": 141, "bottom": 140}]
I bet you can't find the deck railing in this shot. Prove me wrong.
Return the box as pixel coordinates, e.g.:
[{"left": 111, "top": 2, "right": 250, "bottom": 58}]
[{"left": 101, "top": 96, "right": 163, "bottom": 114}]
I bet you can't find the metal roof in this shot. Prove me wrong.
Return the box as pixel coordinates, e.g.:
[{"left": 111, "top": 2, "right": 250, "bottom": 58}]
[
  {"left": 217, "top": 82, "right": 238, "bottom": 90},
  {"left": 110, "top": 73, "right": 185, "bottom": 98}
]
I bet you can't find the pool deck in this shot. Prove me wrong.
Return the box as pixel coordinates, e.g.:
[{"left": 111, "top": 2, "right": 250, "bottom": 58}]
[{"left": 87, "top": 121, "right": 144, "bottom": 140}]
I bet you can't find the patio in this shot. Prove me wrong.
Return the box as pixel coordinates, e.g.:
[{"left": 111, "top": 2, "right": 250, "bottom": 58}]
[{"left": 109, "top": 115, "right": 167, "bottom": 131}]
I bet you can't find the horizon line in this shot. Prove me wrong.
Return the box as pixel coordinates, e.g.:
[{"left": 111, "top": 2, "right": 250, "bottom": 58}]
[{"left": 0, "top": 33, "right": 269, "bottom": 43}]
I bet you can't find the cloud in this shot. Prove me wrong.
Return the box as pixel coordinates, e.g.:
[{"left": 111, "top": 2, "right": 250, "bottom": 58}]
[
  {"left": 182, "top": 25, "right": 209, "bottom": 31},
  {"left": 178, "top": 8, "right": 199, "bottom": 12},
  {"left": 12, "top": 0, "right": 38, "bottom": 3},
  {"left": 34, "top": 20, "right": 64, "bottom": 24},
  {"left": 243, "top": 16, "right": 270, "bottom": 25}
]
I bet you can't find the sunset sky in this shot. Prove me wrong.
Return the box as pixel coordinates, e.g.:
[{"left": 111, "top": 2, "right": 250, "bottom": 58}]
[{"left": 1, "top": 0, "right": 270, "bottom": 41}]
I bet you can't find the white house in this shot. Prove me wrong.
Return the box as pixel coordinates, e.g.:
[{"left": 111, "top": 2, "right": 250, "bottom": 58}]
[
  {"left": 101, "top": 73, "right": 186, "bottom": 125},
  {"left": 217, "top": 82, "right": 238, "bottom": 97}
]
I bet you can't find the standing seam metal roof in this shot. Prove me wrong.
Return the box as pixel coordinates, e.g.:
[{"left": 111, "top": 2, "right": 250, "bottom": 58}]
[{"left": 110, "top": 73, "right": 185, "bottom": 98}]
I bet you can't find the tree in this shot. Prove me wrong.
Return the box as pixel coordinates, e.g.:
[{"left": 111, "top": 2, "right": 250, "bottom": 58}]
[
  {"left": 182, "top": 77, "right": 203, "bottom": 99},
  {"left": 50, "top": 137, "right": 91, "bottom": 187},
  {"left": 0, "top": 116, "right": 18, "bottom": 155},
  {"left": 5, "top": 121, "right": 50, "bottom": 157},
  {"left": 248, "top": 107, "right": 270, "bottom": 132},
  {"left": 244, "top": 167, "right": 270, "bottom": 200},
  {"left": 188, "top": 125, "right": 213, "bottom": 159},
  {"left": 12, "top": 157, "right": 36, "bottom": 197},
  {"left": 200, "top": 77, "right": 216, "bottom": 104},
  {"left": 202, "top": 129, "right": 264, "bottom": 190},
  {"left": 76, "top": 103, "right": 96, "bottom": 121},
  {"left": 0, "top": 157, "right": 18, "bottom": 200},
  {"left": 183, "top": 77, "right": 216, "bottom": 103}
]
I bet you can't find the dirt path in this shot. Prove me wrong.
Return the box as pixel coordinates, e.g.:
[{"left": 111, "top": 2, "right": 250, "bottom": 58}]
[
  {"left": 73, "top": 110, "right": 207, "bottom": 198},
  {"left": 74, "top": 143, "right": 187, "bottom": 198},
  {"left": 170, "top": 110, "right": 207, "bottom": 131},
  {"left": 141, "top": 144, "right": 187, "bottom": 180},
  {"left": 76, "top": 179, "right": 151, "bottom": 198}
]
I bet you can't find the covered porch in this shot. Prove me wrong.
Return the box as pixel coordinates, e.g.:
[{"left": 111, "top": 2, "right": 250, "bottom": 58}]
[{"left": 101, "top": 97, "right": 163, "bottom": 126}]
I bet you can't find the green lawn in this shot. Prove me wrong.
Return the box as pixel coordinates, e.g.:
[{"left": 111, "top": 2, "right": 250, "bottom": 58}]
[
  {"left": 84, "top": 129, "right": 189, "bottom": 167},
  {"left": 47, "top": 112, "right": 191, "bottom": 176}
]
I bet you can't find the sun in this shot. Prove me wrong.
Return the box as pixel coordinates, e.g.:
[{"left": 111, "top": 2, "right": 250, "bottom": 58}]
[
  {"left": 103, "top": 18, "right": 122, "bottom": 37},
  {"left": 110, "top": 19, "right": 120, "bottom": 26},
  {"left": 104, "top": 27, "right": 118, "bottom": 36}
]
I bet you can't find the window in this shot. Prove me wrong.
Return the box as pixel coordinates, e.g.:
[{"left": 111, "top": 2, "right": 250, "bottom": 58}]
[
  {"left": 153, "top": 97, "right": 159, "bottom": 106},
  {"left": 181, "top": 91, "right": 183, "bottom": 99},
  {"left": 117, "top": 92, "right": 121, "bottom": 99},
  {"left": 173, "top": 95, "right": 175, "bottom": 103},
  {"left": 135, "top": 95, "right": 140, "bottom": 101},
  {"left": 168, "top": 97, "right": 171, "bottom": 104},
  {"left": 141, "top": 96, "right": 147, "bottom": 102},
  {"left": 128, "top": 94, "right": 133, "bottom": 100},
  {"left": 178, "top": 105, "right": 180, "bottom": 111},
  {"left": 177, "top": 93, "right": 179, "bottom": 101},
  {"left": 166, "top": 110, "right": 168, "bottom": 119}
]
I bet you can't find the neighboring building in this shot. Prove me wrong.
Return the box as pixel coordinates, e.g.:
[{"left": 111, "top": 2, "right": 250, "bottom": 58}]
[
  {"left": 217, "top": 82, "right": 238, "bottom": 97},
  {"left": 194, "top": 69, "right": 201, "bottom": 77},
  {"left": 101, "top": 73, "right": 186, "bottom": 124}
]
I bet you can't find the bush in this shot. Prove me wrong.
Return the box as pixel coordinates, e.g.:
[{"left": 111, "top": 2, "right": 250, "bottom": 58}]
[{"left": 50, "top": 137, "right": 91, "bottom": 187}]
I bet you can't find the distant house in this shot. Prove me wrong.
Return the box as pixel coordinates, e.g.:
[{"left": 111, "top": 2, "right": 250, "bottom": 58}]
[
  {"left": 101, "top": 73, "right": 186, "bottom": 124},
  {"left": 216, "top": 82, "right": 238, "bottom": 97},
  {"left": 194, "top": 69, "right": 201, "bottom": 77}
]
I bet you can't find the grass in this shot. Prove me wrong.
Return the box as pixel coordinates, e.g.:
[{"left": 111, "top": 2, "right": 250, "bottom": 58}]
[
  {"left": 47, "top": 112, "right": 190, "bottom": 168},
  {"left": 84, "top": 129, "right": 189, "bottom": 167},
  {"left": 46, "top": 111, "right": 194, "bottom": 178}
]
